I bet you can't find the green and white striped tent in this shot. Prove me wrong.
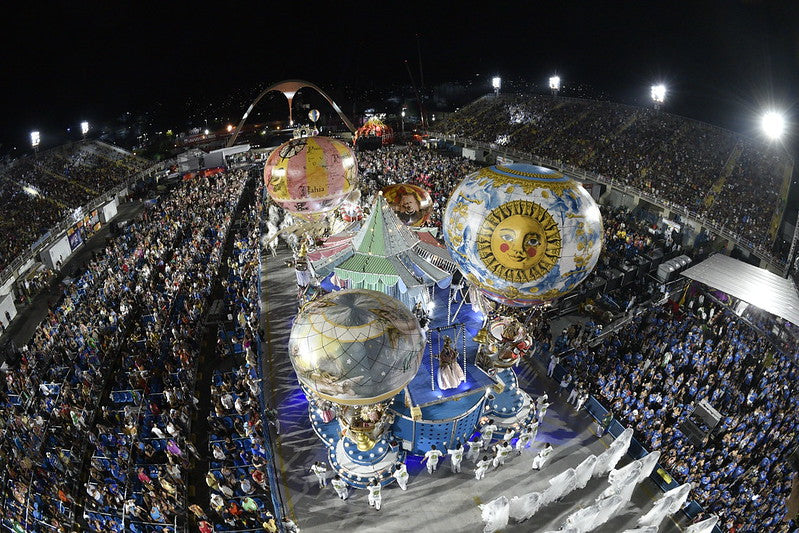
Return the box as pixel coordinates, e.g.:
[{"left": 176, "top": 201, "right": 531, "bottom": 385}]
[{"left": 312, "top": 193, "right": 456, "bottom": 309}]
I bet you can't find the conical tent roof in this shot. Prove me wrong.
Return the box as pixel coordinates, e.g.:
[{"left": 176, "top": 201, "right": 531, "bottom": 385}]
[{"left": 311, "top": 194, "right": 455, "bottom": 297}]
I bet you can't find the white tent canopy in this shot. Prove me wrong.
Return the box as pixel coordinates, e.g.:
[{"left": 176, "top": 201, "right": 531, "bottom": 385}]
[{"left": 681, "top": 253, "right": 799, "bottom": 326}]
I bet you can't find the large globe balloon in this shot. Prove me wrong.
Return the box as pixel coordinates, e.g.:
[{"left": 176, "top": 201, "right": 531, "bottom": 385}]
[
  {"left": 380, "top": 183, "right": 433, "bottom": 226},
  {"left": 264, "top": 136, "right": 357, "bottom": 220},
  {"left": 443, "top": 164, "right": 603, "bottom": 307},
  {"left": 288, "top": 289, "right": 425, "bottom": 405}
]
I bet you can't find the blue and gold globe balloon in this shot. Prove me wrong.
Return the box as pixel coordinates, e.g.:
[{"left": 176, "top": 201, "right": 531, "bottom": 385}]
[{"left": 443, "top": 164, "right": 603, "bottom": 307}]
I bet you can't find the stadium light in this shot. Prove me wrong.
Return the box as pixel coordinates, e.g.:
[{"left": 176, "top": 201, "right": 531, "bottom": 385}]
[
  {"left": 226, "top": 124, "right": 233, "bottom": 133},
  {"left": 550, "top": 75, "right": 561, "bottom": 96},
  {"left": 761, "top": 111, "right": 786, "bottom": 140},
  {"left": 651, "top": 84, "right": 667, "bottom": 107},
  {"left": 492, "top": 76, "right": 501, "bottom": 96},
  {"left": 31, "top": 131, "right": 40, "bottom": 156},
  {"left": 80, "top": 121, "right": 89, "bottom": 140}
]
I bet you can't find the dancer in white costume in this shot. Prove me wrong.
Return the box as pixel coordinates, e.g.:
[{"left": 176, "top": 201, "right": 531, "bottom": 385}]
[
  {"left": 637, "top": 482, "right": 692, "bottom": 527},
  {"left": 531, "top": 443, "right": 554, "bottom": 470},
  {"left": 515, "top": 423, "right": 535, "bottom": 453},
  {"left": 574, "top": 454, "right": 597, "bottom": 490},
  {"left": 501, "top": 427, "right": 515, "bottom": 443},
  {"left": 592, "top": 494, "right": 626, "bottom": 529},
  {"left": 636, "top": 450, "right": 661, "bottom": 482},
  {"left": 593, "top": 427, "right": 634, "bottom": 477},
  {"left": 480, "top": 420, "right": 498, "bottom": 447},
  {"left": 508, "top": 491, "right": 543, "bottom": 522},
  {"left": 331, "top": 475, "right": 348, "bottom": 500},
  {"left": 535, "top": 393, "right": 549, "bottom": 412},
  {"left": 684, "top": 515, "right": 719, "bottom": 533},
  {"left": 448, "top": 442, "right": 464, "bottom": 473},
  {"left": 542, "top": 467, "right": 577, "bottom": 505},
  {"left": 601, "top": 460, "right": 643, "bottom": 503},
  {"left": 422, "top": 445, "right": 443, "bottom": 474},
  {"left": 492, "top": 440, "right": 512, "bottom": 468},
  {"left": 564, "top": 495, "right": 626, "bottom": 532},
  {"left": 475, "top": 455, "right": 491, "bottom": 480},
  {"left": 392, "top": 463, "right": 409, "bottom": 491},
  {"left": 537, "top": 400, "right": 550, "bottom": 422},
  {"left": 479, "top": 496, "right": 509, "bottom": 533},
  {"left": 310, "top": 461, "right": 328, "bottom": 488},
  {"left": 575, "top": 390, "right": 589, "bottom": 412},
  {"left": 467, "top": 436, "right": 483, "bottom": 463},
  {"left": 366, "top": 479, "right": 382, "bottom": 511}
]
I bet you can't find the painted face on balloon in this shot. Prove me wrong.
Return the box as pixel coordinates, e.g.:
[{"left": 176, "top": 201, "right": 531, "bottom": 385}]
[
  {"left": 491, "top": 215, "right": 544, "bottom": 268},
  {"left": 477, "top": 200, "right": 562, "bottom": 283},
  {"left": 399, "top": 193, "right": 420, "bottom": 215}
]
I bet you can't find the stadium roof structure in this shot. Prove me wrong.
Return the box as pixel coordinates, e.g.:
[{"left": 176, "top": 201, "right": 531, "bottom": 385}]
[
  {"left": 681, "top": 253, "right": 799, "bottom": 326},
  {"left": 311, "top": 194, "right": 456, "bottom": 307}
]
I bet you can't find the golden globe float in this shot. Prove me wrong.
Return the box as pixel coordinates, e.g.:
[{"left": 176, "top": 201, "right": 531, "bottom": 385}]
[{"left": 442, "top": 164, "right": 603, "bottom": 307}]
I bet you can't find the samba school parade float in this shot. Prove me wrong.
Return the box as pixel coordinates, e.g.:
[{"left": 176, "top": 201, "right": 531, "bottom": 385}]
[{"left": 263, "top": 135, "right": 603, "bottom": 487}]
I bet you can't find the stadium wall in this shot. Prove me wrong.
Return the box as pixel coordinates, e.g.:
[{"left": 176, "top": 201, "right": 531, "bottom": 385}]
[
  {"left": 40, "top": 234, "right": 73, "bottom": 270},
  {"left": 100, "top": 198, "right": 118, "bottom": 223},
  {"left": 0, "top": 291, "right": 17, "bottom": 330}
]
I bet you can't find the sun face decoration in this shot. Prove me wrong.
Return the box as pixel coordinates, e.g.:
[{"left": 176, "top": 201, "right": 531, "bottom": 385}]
[{"left": 477, "top": 200, "right": 561, "bottom": 283}]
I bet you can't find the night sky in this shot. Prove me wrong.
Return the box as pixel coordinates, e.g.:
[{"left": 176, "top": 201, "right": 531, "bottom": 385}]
[{"left": 2, "top": 1, "right": 798, "bottom": 151}]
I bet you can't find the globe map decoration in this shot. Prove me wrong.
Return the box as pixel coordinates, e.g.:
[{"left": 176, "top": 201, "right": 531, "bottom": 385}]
[
  {"left": 264, "top": 136, "right": 358, "bottom": 220},
  {"left": 288, "top": 289, "right": 425, "bottom": 405},
  {"left": 308, "top": 109, "right": 320, "bottom": 123},
  {"left": 443, "top": 164, "right": 603, "bottom": 307},
  {"left": 380, "top": 183, "right": 433, "bottom": 226}
]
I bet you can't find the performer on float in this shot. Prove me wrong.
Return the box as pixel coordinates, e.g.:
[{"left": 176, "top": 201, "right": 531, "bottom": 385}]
[
  {"left": 422, "top": 445, "right": 443, "bottom": 474},
  {"left": 467, "top": 436, "right": 484, "bottom": 463},
  {"left": 367, "top": 478, "right": 382, "bottom": 511},
  {"left": 436, "top": 336, "right": 465, "bottom": 390},
  {"left": 531, "top": 443, "right": 554, "bottom": 470},
  {"left": 310, "top": 461, "right": 328, "bottom": 488},
  {"left": 448, "top": 442, "right": 465, "bottom": 473},
  {"left": 392, "top": 463, "right": 409, "bottom": 491},
  {"left": 475, "top": 455, "right": 492, "bottom": 480},
  {"left": 412, "top": 301, "right": 429, "bottom": 330},
  {"left": 331, "top": 475, "right": 349, "bottom": 500}
]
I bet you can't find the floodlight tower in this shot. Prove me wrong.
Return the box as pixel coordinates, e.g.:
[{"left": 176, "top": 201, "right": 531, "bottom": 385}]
[
  {"left": 651, "top": 84, "right": 667, "bottom": 110},
  {"left": 401, "top": 107, "right": 406, "bottom": 135},
  {"left": 492, "top": 76, "right": 501, "bottom": 97},
  {"left": 80, "top": 121, "right": 89, "bottom": 141},
  {"left": 549, "top": 75, "right": 561, "bottom": 96},
  {"left": 31, "top": 131, "right": 40, "bottom": 157}
]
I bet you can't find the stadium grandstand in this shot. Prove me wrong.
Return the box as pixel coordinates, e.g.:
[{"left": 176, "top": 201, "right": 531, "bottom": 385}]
[{"left": 430, "top": 94, "right": 794, "bottom": 267}]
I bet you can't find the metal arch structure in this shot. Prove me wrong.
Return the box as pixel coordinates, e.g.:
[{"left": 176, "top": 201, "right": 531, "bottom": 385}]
[{"left": 227, "top": 79, "right": 356, "bottom": 147}]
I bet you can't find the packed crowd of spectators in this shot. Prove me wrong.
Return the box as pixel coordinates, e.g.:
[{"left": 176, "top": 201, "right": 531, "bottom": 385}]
[
  {"left": 356, "top": 144, "right": 480, "bottom": 228},
  {"left": 0, "top": 165, "right": 250, "bottom": 532},
  {"left": 554, "top": 295, "right": 798, "bottom": 531},
  {"left": 200, "top": 186, "right": 279, "bottom": 532},
  {"left": 0, "top": 142, "right": 150, "bottom": 272},
  {"left": 82, "top": 169, "right": 247, "bottom": 532},
  {"left": 432, "top": 94, "right": 792, "bottom": 257}
]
